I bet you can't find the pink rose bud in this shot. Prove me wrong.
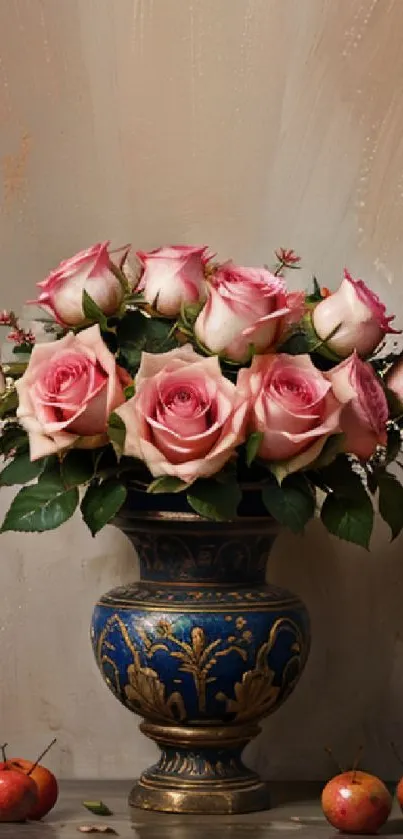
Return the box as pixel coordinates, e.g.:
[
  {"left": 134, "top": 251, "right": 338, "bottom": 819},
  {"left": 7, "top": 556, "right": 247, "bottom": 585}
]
[
  {"left": 29, "top": 241, "right": 129, "bottom": 327},
  {"left": 326, "top": 352, "right": 388, "bottom": 459},
  {"left": 312, "top": 269, "right": 398, "bottom": 358},
  {"left": 386, "top": 357, "right": 403, "bottom": 405},
  {"left": 195, "top": 263, "right": 305, "bottom": 363},
  {"left": 237, "top": 353, "right": 342, "bottom": 473},
  {"left": 114, "top": 344, "right": 248, "bottom": 483},
  {"left": 16, "top": 325, "right": 127, "bottom": 460},
  {"left": 136, "top": 245, "right": 209, "bottom": 317}
]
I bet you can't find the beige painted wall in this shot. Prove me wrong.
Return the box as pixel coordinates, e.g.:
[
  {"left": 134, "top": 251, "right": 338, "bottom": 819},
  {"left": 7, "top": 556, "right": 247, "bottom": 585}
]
[{"left": 1, "top": 0, "right": 403, "bottom": 781}]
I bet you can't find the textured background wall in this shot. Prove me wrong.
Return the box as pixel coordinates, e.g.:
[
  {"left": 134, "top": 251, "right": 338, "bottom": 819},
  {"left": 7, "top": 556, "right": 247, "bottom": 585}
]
[{"left": 0, "top": 0, "right": 403, "bottom": 781}]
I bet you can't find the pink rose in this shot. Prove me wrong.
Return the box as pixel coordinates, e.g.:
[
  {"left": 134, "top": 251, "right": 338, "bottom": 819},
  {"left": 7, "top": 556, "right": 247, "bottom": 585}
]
[
  {"left": 114, "top": 345, "right": 247, "bottom": 483},
  {"left": 136, "top": 245, "right": 209, "bottom": 317},
  {"left": 194, "top": 263, "right": 305, "bottom": 363},
  {"left": 312, "top": 269, "right": 398, "bottom": 358},
  {"left": 16, "top": 325, "right": 127, "bottom": 460},
  {"left": 325, "top": 352, "right": 388, "bottom": 459},
  {"left": 29, "top": 241, "right": 128, "bottom": 327},
  {"left": 238, "top": 353, "right": 342, "bottom": 473}
]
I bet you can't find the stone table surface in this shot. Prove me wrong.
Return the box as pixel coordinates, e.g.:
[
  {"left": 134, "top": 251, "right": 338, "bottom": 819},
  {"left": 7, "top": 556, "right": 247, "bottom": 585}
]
[{"left": 0, "top": 781, "right": 402, "bottom": 839}]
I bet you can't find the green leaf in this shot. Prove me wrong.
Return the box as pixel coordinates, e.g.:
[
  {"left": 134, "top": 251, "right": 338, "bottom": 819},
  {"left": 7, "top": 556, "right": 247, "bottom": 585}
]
[
  {"left": 124, "top": 384, "right": 135, "bottom": 399},
  {"left": 108, "top": 258, "right": 131, "bottom": 295},
  {"left": 82, "top": 801, "right": 113, "bottom": 817},
  {"left": 147, "top": 476, "right": 189, "bottom": 493},
  {"left": 81, "top": 479, "right": 127, "bottom": 536},
  {"left": 305, "top": 276, "right": 323, "bottom": 303},
  {"left": 94, "top": 446, "right": 126, "bottom": 480},
  {"left": 82, "top": 290, "right": 108, "bottom": 330},
  {"left": 386, "top": 427, "right": 401, "bottom": 464},
  {"left": 0, "top": 423, "right": 28, "bottom": 456},
  {"left": 366, "top": 467, "right": 378, "bottom": 495},
  {"left": 187, "top": 479, "right": 242, "bottom": 521},
  {"left": 262, "top": 474, "right": 315, "bottom": 533},
  {"left": 245, "top": 432, "right": 264, "bottom": 467},
  {"left": 384, "top": 387, "right": 403, "bottom": 420},
  {"left": 143, "top": 318, "right": 177, "bottom": 353},
  {"left": 116, "top": 309, "right": 148, "bottom": 371},
  {"left": 0, "top": 451, "right": 48, "bottom": 486},
  {"left": 308, "top": 434, "right": 345, "bottom": 471},
  {"left": 1, "top": 478, "right": 79, "bottom": 533},
  {"left": 61, "top": 450, "right": 95, "bottom": 488},
  {"left": 214, "top": 459, "right": 238, "bottom": 484},
  {"left": 0, "top": 389, "right": 18, "bottom": 418},
  {"left": 318, "top": 455, "right": 366, "bottom": 499},
  {"left": 378, "top": 470, "right": 403, "bottom": 540},
  {"left": 107, "top": 412, "right": 126, "bottom": 452},
  {"left": 180, "top": 301, "right": 204, "bottom": 327},
  {"left": 39, "top": 455, "right": 62, "bottom": 484},
  {"left": 116, "top": 311, "right": 177, "bottom": 374},
  {"left": 320, "top": 491, "right": 374, "bottom": 549},
  {"left": 277, "top": 330, "right": 310, "bottom": 355},
  {"left": 12, "top": 342, "right": 33, "bottom": 355}
]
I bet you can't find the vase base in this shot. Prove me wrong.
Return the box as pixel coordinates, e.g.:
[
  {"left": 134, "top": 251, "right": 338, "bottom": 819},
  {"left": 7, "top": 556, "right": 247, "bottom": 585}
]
[
  {"left": 129, "top": 776, "right": 270, "bottom": 815},
  {"left": 129, "top": 721, "right": 269, "bottom": 814}
]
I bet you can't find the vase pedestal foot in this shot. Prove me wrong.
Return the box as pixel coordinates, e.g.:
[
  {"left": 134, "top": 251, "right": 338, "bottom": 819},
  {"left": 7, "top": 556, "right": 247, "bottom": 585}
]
[
  {"left": 129, "top": 721, "right": 270, "bottom": 815},
  {"left": 129, "top": 775, "right": 269, "bottom": 815}
]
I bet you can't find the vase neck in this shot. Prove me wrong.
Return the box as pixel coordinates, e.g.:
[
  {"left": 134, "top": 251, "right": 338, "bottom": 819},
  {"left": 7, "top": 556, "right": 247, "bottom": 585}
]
[{"left": 119, "top": 517, "right": 278, "bottom": 586}]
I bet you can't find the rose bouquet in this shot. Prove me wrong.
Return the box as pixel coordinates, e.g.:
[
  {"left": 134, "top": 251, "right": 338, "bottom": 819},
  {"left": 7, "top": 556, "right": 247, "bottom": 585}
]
[{"left": 1, "top": 241, "right": 402, "bottom": 549}]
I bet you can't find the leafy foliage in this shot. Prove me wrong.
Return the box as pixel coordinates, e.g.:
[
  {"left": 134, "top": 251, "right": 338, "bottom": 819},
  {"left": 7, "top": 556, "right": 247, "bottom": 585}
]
[
  {"left": 116, "top": 310, "right": 177, "bottom": 374},
  {"left": 1, "top": 242, "right": 403, "bottom": 551},
  {"left": 187, "top": 479, "right": 242, "bottom": 521},
  {"left": 148, "top": 476, "right": 189, "bottom": 493},
  {"left": 1, "top": 471, "right": 79, "bottom": 533},
  {"left": 107, "top": 412, "right": 126, "bottom": 453},
  {"left": 82, "top": 290, "right": 109, "bottom": 331},
  {"left": 316, "top": 455, "right": 374, "bottom": 549},
  {"left": 262, "top": 474, "right": 315, "bottom": 533},
  {"left": 0, "top": 423, "right": 28, "bottom": 456},
  {"left": 0, "top": 451, "right": 49, "bottom": 487},
  {"left": 81, "top": 480, "right": 127, "bottom": 536},
  {"left": 245, "top": 432, "right": 264, "bottom": 467},
  {"left": 378, "top": 470, "right": 403, "bottom": 541},
  {"left": 305, "top": 276, "right": 323, "bottom": 304}
]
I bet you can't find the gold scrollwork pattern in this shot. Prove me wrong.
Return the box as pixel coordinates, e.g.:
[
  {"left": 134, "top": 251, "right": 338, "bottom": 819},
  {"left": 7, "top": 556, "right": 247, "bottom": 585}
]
[
  {"left": 216, "top": 618, "right": 304, "bottom": 722},
  {"left": 154, "top": 751, "right": 244, "bottom": 779},
  {"left": 96, "top": 614, "right": 186, "bottom": 722},
  {"left": 100, "top": 582, "right": 297, "bottom": 607},
  {"left": 139, "top": 620, "right": 248, "bottom": 714},
  {"left": 96, "top": 613, "right": 305, "bottom": 723}
]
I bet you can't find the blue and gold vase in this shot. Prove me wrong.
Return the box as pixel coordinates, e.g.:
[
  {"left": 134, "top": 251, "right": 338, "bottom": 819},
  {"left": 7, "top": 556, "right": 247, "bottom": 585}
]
[{"left": 91, "top": 497, "right": 310, "bottom": 815}]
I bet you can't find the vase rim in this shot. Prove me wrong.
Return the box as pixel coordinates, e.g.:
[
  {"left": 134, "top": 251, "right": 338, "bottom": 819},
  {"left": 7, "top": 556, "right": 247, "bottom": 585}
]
[{"left": 114, "top": 509, "right": 278, "bottom": 532}]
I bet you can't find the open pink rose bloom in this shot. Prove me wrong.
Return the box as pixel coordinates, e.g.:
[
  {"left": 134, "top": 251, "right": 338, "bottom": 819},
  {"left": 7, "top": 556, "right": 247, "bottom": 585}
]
[{"left": 1, "top": 241, "right": 402, "bottom": 547}]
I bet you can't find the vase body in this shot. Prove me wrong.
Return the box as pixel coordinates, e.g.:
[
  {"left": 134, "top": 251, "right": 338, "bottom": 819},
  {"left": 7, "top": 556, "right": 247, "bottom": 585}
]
[{"left": 91, "top": 505, "right": 310, "bottom": 814}]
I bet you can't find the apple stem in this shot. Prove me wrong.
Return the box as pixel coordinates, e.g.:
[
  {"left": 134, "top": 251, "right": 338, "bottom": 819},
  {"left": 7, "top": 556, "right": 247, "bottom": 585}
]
[
  {"left": 390, "top": 741, "right": 403, "bottom": 769},
  {"left": 324, "top": 746, "right": 343, "bottom": 773},
  {"left": 351, "top": 745, "right": 364, "bottom": 783},
  {"left": 27, "top": 738, "right": 57, "bottom": 776},
  {"left": 0, "top": 743, "right": 8, "bottom": 762}
]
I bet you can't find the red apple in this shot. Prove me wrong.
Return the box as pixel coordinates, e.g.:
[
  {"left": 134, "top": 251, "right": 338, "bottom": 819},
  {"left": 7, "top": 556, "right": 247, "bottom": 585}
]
[
  {"left": 8, "top": 758, "right": 58, "bottom": 820},
  {"left": 322, "top": 770, "right": 392, "bottom": 834},
  {"left": 0, "top": 762, "right": 38, "bottom": 822},
  {"left": 396, "top": 776, "right": 403, "bottom": 810}
]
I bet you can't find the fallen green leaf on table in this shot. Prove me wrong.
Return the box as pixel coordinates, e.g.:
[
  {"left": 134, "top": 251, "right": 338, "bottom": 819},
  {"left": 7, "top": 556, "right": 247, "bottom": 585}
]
[
  {"left": 82, "top": 801, "right": 113, "bottom": 816},
  {"left": 78, "top": 826, "right": 118, "bottom": 835}
]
